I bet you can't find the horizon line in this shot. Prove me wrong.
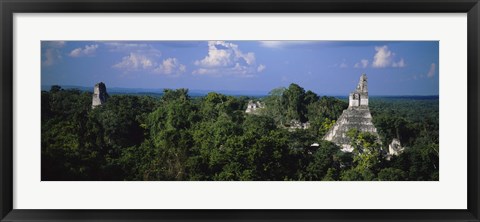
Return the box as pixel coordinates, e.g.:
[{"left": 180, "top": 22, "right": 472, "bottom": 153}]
[{"left": 41, "top": 84, "right": 439, "bottom": 97}]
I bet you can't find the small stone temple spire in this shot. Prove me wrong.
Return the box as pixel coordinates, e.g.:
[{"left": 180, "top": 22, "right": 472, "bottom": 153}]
[
  {"left": 356, "top": 73, "right": 368, "bottom": 93},
  {"left": 349, "top": 73, "right": 369, "bottom": 108},
  {"left": 92, "top": 82, "right": 108, "bottom": 109}
]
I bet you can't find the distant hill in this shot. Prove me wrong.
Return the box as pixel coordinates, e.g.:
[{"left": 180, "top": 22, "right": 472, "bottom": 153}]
[
  {"left": 310, "top": 95, "right": 438, "bottom": 102},
  {"left": 368, "top": 95, "right": 439, "bottom": 100},
  {"left": 41, "top": 85, "right": 269, "bottom": 97},
  {"left": 41, "top": 85, "right": 439, "bottom": 99}
]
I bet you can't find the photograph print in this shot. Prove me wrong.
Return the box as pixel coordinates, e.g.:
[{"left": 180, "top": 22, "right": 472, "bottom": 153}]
[{"left": 41, "top": 41, "right": 439, "bottom": 181}]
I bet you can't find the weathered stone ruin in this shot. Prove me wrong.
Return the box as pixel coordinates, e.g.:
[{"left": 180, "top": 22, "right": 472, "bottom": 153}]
[
  {"left": 323, "top": 74, "right": 380, "bottom": 152},
  {"left": 245, "top": 100, "right": 265, "bottom": 114},
  {"left": 388, "top": 138, "right": 404, "bottom": 156},
  {"left": 92, "top": 82, "right": 108, "bottom": 109},
  {"left": 288, "top": 120, "right": 310, "bottom": 131}
]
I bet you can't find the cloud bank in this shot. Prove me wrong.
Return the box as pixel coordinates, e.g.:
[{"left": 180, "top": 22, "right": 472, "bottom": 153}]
[
  {"left": 42, "top": 41, "right": 66, "bottom": 66},
  {"left": 372, "top": 45, "right": 406, "bottom": 68},
  {"left": 112, "top": 43, "right": 185, "bottom": 76},
  {"left": 193, "top": 41, "right": 265, "bottom": 77},
  {"left": 69, "top": 44, "right": 99, "bottom": 57}
]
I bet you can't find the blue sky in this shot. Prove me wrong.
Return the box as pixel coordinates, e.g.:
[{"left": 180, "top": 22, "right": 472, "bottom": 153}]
[{"left": 41, "top": 41, "right": 439, "bottom": 96}]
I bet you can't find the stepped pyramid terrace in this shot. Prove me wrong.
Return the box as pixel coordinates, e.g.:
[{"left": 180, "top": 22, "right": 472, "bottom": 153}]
[{"left": 323, "top": 74, "right": 381, "bottom": 152}]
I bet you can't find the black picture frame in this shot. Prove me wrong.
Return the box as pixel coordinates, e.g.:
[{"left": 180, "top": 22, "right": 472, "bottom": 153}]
[{"left": 1, "top": 0, "right": 479, "bottom": 221}]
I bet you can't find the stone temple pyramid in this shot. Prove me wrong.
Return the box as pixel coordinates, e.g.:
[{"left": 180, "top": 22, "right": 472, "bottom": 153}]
[{"left": 323, "top": 74, "right": 380, "bottom": 152}]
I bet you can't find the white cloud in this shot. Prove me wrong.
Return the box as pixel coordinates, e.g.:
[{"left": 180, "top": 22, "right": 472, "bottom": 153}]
[
  {"left": 42, "top": 48, "right": 62, "bottom": 66},
  {"left": 372, "top": 45, "right": 393, "bottom": 68},
  {"left": 339, "top": 61, "right": 348, "bottom": 68},
  {"left": 259, "top": 41, "right": 310, "bottom": 49},
  {"left": 69, "top": 44, "right": 99, "bottom": 57},
  {"left": 259, "top": 41, "right": 284, "bottom": 48},
  {"left": 103, "top": 42, "right": 151, "bottom": 52},
  {"left": 257, "top": 64, "right": 266, "bottom": 72},
  {"left": 109, "top": 43, "right": 161, "bottom": 71},
  {"left": 392, "top": 58, "right": 406, "bottom": 68},
  {"left": 154, "top": 58, "right": 186, "bottom": 76},
  {"left": 42, "top": 41, "right": 66, "bottom": 66},
  {"left": 354, "top": 59, "right": 369, "bottom": 68},
  {"left": 113, "top": 48, "right": 185, "bottom": 76},
  {"left": 351, "top": 46, "right": 404, "bottom": 69},
  {"left": 195, "top": 41, "right": 255, "bottom": 67},
  {"left": 44, "top": 41, "right": 66, "bottom": 48},
  {"left": 193, "top": 41, "right": 263, "bottom": 77},
  {"left": 192, "top": 63, "right": 255, "bottom": 77},
  {"left": 113, "top": 52, "right": 157, "bottom": 71},
  {"left": 372, "top": 45, "right": 405, "bottom": 68},
  {"left": 427, "top": 63, "right": 436, "bottom": 78},
  {"left": 192, "top": 68, "right": 210, "bottom": 75}
]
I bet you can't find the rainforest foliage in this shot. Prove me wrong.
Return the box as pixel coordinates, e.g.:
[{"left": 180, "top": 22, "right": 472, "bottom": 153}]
[{"left": 41, "top": 84, "right": 439, "bottom": 181}]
